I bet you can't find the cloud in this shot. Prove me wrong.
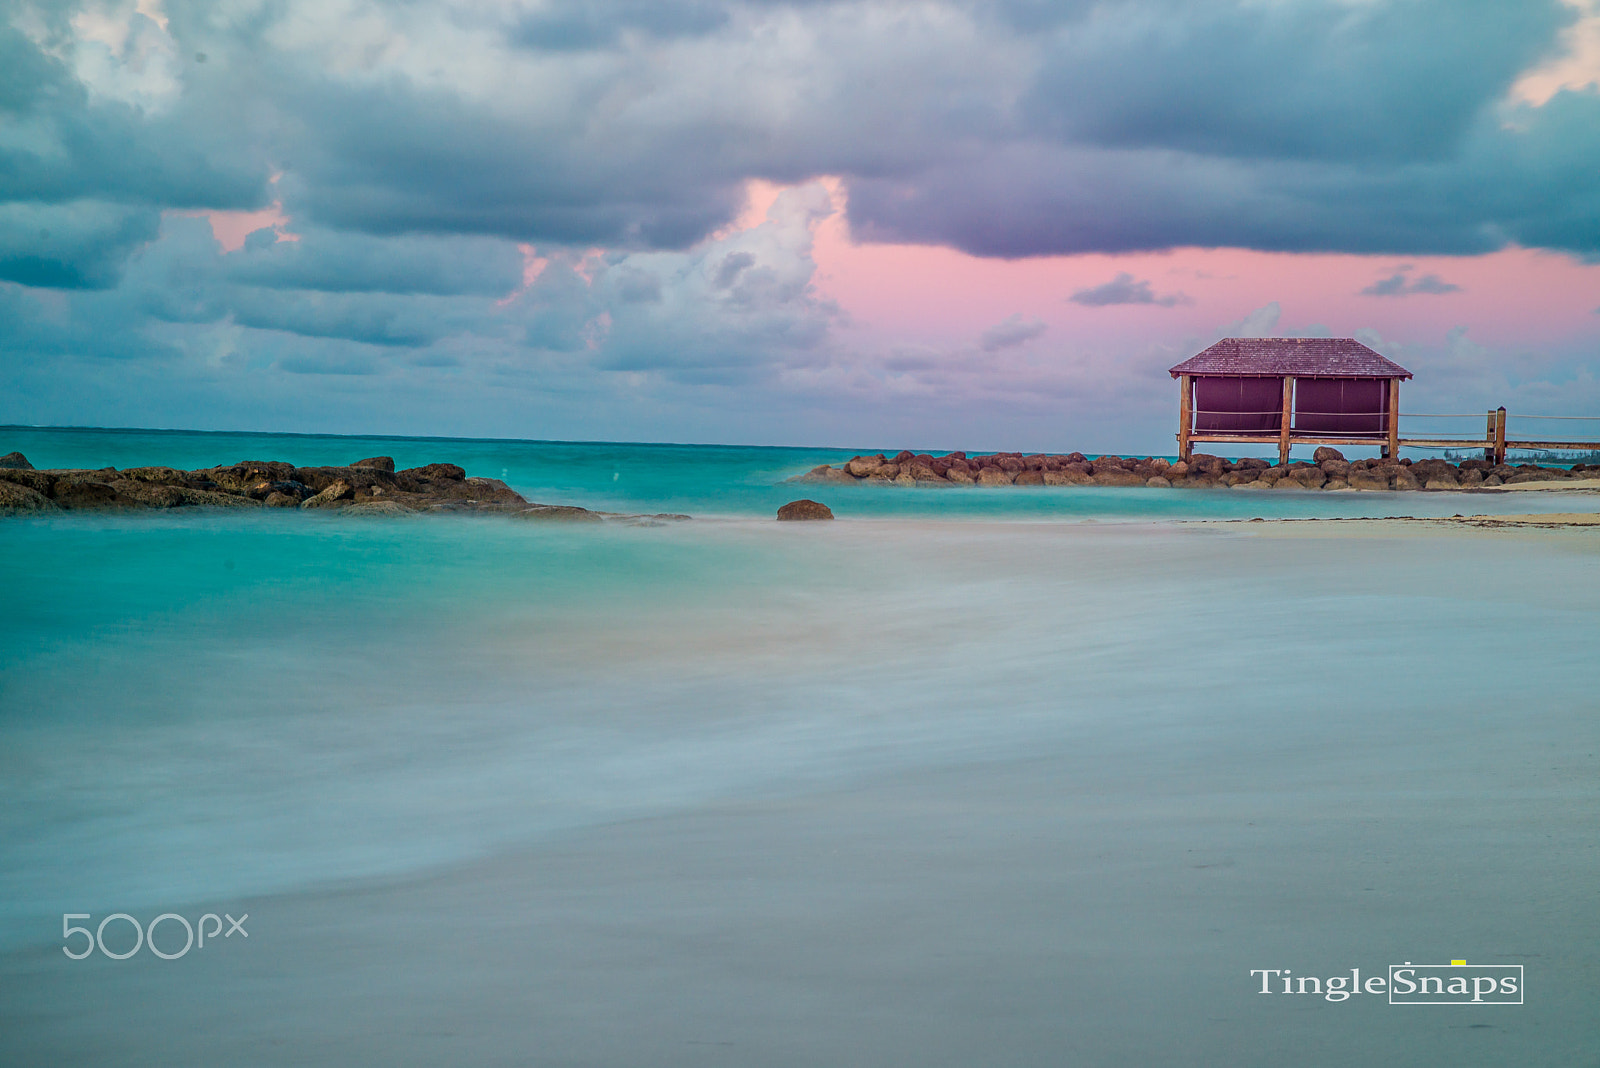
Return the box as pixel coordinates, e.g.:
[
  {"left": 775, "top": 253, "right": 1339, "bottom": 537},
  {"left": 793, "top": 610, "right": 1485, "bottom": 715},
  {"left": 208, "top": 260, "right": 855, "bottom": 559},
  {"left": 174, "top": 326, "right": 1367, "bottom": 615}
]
[
  {"left": 1360, "top": 266, "right": 1464, "bottom": 297},
  {"left": 979, "top": 314, "right": 1048, "bottom": 351},
  {"left": 1228, "top": 302, "right": 1282, "bottom": 338},
  {"left": 2, "top": 0, "right": 1600, "bottom": 445},
  {"left": 1068, "top": 272, "right": 1190, "bottom": 307}
]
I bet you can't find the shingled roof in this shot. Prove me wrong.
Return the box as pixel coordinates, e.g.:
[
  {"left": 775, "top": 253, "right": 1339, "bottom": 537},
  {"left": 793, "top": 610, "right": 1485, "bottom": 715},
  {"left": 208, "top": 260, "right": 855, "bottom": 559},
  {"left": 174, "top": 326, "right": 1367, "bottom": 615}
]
[{"left": 1168, "top": 338, "right": 1411, "bottom": 379}]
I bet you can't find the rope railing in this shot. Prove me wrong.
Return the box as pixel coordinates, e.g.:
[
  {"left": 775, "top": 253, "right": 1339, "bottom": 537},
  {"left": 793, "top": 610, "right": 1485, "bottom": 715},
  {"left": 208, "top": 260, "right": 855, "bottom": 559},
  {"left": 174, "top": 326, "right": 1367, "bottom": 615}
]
[
  {"left": 1180, "top": 398, "right": 1600, "bottom": 463},
  {"left": 1509, "top": 414, "right": 1600, "bottom": 421}
]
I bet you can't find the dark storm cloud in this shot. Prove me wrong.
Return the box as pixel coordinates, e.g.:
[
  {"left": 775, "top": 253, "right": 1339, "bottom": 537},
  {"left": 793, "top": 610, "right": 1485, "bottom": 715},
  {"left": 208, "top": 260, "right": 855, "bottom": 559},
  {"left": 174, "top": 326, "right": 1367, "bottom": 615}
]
[
  {"left": 1022, "top": 0, "right": 1563, "bottom": 163},
  {"left": 0, "top": 200, "right": 159, "bottom": 288},
  {"left": 11, "top": 0, "right": 1591, "bottom": 277},
  {"left": 4, "top": 0, "right": 1600, "bottom": 428},
  {"left": 225, "top": 229, "right": 524, "bottom": 297}
]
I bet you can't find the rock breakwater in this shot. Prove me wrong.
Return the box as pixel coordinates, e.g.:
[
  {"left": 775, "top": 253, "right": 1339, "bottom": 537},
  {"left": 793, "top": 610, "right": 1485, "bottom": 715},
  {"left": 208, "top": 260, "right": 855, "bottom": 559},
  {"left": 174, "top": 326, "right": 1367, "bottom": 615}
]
[
  {"left": 0, "top": 452, "right": 688, "bottom": 521},
  {"left": 794, "top": 448, "right": 1600, "bottom": 492}
]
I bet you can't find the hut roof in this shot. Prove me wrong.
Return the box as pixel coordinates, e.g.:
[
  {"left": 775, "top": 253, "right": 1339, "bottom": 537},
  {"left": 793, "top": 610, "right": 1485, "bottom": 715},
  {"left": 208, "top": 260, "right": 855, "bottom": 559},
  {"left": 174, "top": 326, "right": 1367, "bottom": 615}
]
[{"left": 1168, "top": 338, "right": 1411, "bottom": 379}]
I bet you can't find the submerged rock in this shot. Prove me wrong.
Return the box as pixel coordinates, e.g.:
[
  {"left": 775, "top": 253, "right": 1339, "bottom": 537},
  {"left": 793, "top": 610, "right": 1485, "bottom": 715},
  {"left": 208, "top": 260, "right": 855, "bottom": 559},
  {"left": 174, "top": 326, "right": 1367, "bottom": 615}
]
[
  {"left": 1, "top": 452, "right": 34, "bottom": 469},
  {"left": 777, "top": 499, "right": 834, "bottom": 521},
  {"left": 512, "top": 504, "right": 605, "bottom": 522}
]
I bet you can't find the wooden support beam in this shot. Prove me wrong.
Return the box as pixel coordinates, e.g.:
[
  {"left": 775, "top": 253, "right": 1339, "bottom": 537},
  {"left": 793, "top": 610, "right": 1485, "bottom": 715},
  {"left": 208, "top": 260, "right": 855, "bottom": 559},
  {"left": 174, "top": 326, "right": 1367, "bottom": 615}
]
[
  {"left": 1385, "top": 378, "right": 1400, "bottom": 459},
  {"left": 1177, "top": 374, "right": 1193, "bottom": 461},
  {"left": 1485, "top": 410, "right": 1496, "bottom": 462},
  {"left": 1495, "top": 407, "right": 1507, "bottom": 464},
  {"left": 1278, "top": 376, "right": 1294, "bottom": 465}
]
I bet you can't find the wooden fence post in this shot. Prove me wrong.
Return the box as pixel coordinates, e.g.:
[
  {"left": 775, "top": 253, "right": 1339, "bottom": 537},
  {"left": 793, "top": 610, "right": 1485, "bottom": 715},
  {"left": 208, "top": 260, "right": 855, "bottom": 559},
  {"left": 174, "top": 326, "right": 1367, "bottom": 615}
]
[
  {"left": 1495, "top": 407, "right": 1507, "bottom": 464},
  {"left": 1485, "top": 409, "right": 1496, "bottom": 462},
  {"left": 1386, "top": 378, "right": 1400, "bottom": 460},
  {"left": 1278, "top": 376, "right": 1294, "bottom": 465},
  {"left": 1178, "top": 375, "right": 1192, "bottom": 461}
]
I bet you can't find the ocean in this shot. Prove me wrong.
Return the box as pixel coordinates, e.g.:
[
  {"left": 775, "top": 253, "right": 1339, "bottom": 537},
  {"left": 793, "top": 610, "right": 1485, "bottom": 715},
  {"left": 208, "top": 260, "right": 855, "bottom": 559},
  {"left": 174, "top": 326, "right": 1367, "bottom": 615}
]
[{"left": 1, "top": 426, "right": 1596, "bottom": 1066}]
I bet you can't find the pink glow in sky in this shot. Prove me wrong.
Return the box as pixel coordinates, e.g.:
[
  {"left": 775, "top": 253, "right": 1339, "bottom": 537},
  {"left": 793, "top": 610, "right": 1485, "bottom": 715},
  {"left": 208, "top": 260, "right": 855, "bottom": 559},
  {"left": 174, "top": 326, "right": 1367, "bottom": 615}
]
[{"left": 752, "top": 178, "right": 1600, "bottom": 360}]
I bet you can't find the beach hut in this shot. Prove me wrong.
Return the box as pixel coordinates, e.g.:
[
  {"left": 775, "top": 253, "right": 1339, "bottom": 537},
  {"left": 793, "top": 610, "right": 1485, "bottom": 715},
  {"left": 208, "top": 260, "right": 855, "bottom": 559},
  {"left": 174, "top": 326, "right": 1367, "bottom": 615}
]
[{"left": 1169, "top": 338, "right": 1412, "bottom": 464}]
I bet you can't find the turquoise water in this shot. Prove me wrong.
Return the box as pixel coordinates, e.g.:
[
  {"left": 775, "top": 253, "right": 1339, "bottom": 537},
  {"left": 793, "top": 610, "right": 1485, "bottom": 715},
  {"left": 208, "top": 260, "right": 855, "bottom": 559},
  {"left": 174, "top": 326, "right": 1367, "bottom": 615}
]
[
  {"left": 2, "top": 428, "right": 1597, "bottom": 1065},
  {"left": 1, "top": 424, "right": 1587, "bottom": 521}
]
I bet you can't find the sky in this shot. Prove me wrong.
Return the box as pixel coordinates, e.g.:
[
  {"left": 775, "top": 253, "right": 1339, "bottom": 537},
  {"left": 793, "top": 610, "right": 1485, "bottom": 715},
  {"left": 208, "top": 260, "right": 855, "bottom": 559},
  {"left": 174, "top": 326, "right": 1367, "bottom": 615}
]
[{"left": 2, "top": 0, "right": 1599, "bottom": 452}]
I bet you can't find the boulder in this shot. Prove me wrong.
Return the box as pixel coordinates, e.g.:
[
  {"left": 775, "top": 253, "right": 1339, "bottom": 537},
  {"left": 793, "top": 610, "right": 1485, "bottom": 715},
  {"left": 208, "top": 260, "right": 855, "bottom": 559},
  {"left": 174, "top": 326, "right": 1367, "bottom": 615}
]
[
  {"left": 263, "top": 492, "right": 301, "bottom": 507},
  {"left": 177, "top": 488, "right": 261, "bottom": 508},
  {"left": 797, "top": 464, "right": 852, "bottom": 483},
  {"left": 1459, "top": 468, "right": 1485, "bottom": 486},
  {"left": 0, "top": 468, "right": 54, "bottom": 495},
  {"left": 109, "top": 480, "right": 185, "bottom": 508},
  {"left": 1348, "top": 470, "right": 1392, "bottom": 491},
  {"left": 976, "top": 467, "right": 1015, "bottom": 486},
  {"left": 1014, "top": 470, "right": 1046, "bottom": 485},
  {"left": 1233, "top": 480, "right": 1272, "bottom": 490},
  {"left": 844, "top": 456, "right": 885, "bottom": 477},
  {"left": 301, "top": 480, "right": 354, "bottom": 509},
  {"left": 997, "top": 456, "right": 1025, "bottom": 473},
  {"left": 945, "top": 466, "right": 975, "bottom": 484},
  {"left": 196, "top": 461, "right": 297, "bottom": 493},
  {"left": 350, "top": 456, "right": 396, "bottom": 472},
  {"left": 1482, "top": 474, "right": 1504, "bottom": 486},
  {"left": 397, "top": 462, "right": 466, "bottom": 483},
  {"left": 459, "top": 477, "right": 529, "bottom": 505},
  {"left": 0, "top": 451, "right": 32, "bottom": 469},
  {"left": 906, "top": 461, "right": 947, "bottom": 483},
  {"left": 247, "top": 479, "right": 310, "bottom": 502},
  {"left": 892, "top": 450, "right": 915, "bottom": 463},
  {"left": 1042, "top": 470, "right": 1091, "bottom": 486},
  {"left": 777, "top": 499, "right": 834, "bottom": 521},
  {"left": 1165, "top": 461, "right": 1189, "bottom": 478},
  {"left": 0, "top": 480, "right": 53, "bottom": 511},
  {"left": 53, "top": 480, "right": 136, "bottom": 509},
  {"left": 1092, "top": 469, "right": 1146, "bottom": 487},
  {"left": 893, "top": 473, "right": 917, "bottom": 486},
  {"left": 1312, "top": 446, "right": 1345, "bottom": 463},
  {"left": 1146, "top": 476, "right": 1172, "bottom": 488},
  {"left": 1393, "top": 468, "right": 1421, "bottom": 491},
  {"left": 1321, "top": 477, "right": 1351, "bottom": 491},
  {"left": 1319, "top": 458, "right": 1351, "bottom": 477},
  {"left": 120, "top": 466, "right": 188, "bottom": 485}
]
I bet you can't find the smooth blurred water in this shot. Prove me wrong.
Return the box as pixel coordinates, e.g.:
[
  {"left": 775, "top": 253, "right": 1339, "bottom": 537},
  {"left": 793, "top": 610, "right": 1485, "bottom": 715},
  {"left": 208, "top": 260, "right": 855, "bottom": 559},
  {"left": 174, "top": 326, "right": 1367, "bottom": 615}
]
[{"left": 1, "top": 428, "right": 1597, "bottom": 1066}]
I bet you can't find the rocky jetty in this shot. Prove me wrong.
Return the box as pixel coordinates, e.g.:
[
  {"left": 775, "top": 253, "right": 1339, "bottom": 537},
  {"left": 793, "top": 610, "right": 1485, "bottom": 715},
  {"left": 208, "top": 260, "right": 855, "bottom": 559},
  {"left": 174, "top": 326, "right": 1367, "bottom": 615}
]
[
  {"left": 794, "top": 447, "right": 1600, "bottom": 492},
  {"left": 0, "top": 452, "right": 688, "bottom": 522}
]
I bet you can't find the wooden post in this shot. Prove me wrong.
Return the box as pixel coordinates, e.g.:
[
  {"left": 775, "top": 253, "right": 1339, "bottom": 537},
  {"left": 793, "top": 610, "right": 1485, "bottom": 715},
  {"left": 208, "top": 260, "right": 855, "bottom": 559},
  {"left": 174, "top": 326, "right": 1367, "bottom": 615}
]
[
  {"left": 1485, "top": 409, "right": 1496, "bottom": 462},
  {"left": 1495, "top": 406, "right": 1507, "bottom": 464},
  {"left": 1178, "top": 375, "right": 1192, "bottom": 461},
  {"left": 1278, "top": 376, "right": 1293, "bottom": 465},
  {"left": 1386, "top": 377, "right": 1400, "bottom": 460}
]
